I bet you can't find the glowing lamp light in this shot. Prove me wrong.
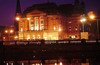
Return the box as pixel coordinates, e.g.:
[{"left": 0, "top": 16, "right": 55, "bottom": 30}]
[
  {"left": 89, "top": 15, "right": 95, "bottom": 20},
  {"left": 27, "top": 37, "right": 30, "bottom": 40},
  {"left": 80, "top": 18, "right": 86, "bottom": 23},
  {"left": 54, "top": 37, "right": 56, "bottom": 40},
  {"left": 31, "top": 27, "right": 34, "bottom": 30},
  {"left": 5, "top": 30, "right": 8, "bottom": 33},
  {"left": 59, "top": 28, "right": 61, "bottom": 31},
  {"left": 72, "top": 36, "right": 75, "bottom": 39},
  {"left": 27, "top": 18, "right": 30, "bottom": 20},
  {"left": 14, "top": 36, "right": 18, "bottom": 39},
  {"left": 54, "top": 26, "right": 56, "bottom": 30},
  {"left": 16, "top": 17, "right": 20, "bottom": 21},
  {"left": 10, "top": 30, "right": 13, "bottom": 33}
]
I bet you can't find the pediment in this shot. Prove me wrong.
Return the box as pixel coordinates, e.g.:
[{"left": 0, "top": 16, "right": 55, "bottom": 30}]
[{"left": 27, "top": 10, "right": 45, "bottom": 15}]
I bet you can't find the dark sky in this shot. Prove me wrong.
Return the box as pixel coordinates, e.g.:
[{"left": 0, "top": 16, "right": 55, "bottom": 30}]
[{"left": 0, "top": 0, "right": 100, "bottom": 26}]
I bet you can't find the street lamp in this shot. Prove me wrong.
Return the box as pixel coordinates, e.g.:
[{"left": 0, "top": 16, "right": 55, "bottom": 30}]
[
  {"left": 89, "top": 15, "right": 95, "bottom": 20},
  {"left": 89, "top": 14, "right": 100, "bottom": 39},
  {"left": 16, "top": 17, "right": 20, "bottom": 21},
  {"left": 14, "top": 36, "right": 18, "bottom": 40},
  {"left": 80, "top": 18, "right": 86, "bottom": 32},
  {"left": 5, "top": 29, "right": 14, "bottom": 41}
]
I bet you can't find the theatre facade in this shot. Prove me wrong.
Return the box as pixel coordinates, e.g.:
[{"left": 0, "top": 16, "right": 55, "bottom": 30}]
[{"left": 16, "top": 1, "right": 85, "bottom": 40}]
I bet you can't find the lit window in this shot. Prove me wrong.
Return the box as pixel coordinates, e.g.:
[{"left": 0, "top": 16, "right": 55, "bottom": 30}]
[
  {"left": 27, "top": 35, "right": 30, "bottom": 40},
  {"left": 72, "top": 36, "right": 76, "bottom": 39},
  {"left": 44, "top": 37, "right": 47, "bottom": 40},
  {"left": 30, "top": 20, "right": 34, "bottom": 30},
  {"left": 54, "top": 26, "right": 56, "bottom": 30},
  {"left": 5, "top": 30, "right": 8, "bottom": 33},
  {"left": 21, "top": 28, "right": 23, "bottom": 32},
  {"left": 35, "top": 17, "right": 39, "bottom": 31},
  {"left": 69, "top": 21, "right": 71, "bottom": 23},
  {"left": 37, "top": 35, "right": 40, "bottom": 39},
  {"left": 41, "top": 21, "right": 44, "bottom": 25},
  {"left": 32, "top": 35, "right": 35, "bottom": 39},
  {"left": 27, "top": 18, "right": 30, "bottom": 20},
  {"left": 31, "top": 27, "right": 34, "bottom": 30},
  {"left": 54, "top": 37, "right": 56, "bottom": 40},
  {"left": 40, "top": 20, "right": 44, "bottom": 30},
  {"left": 14, "top": 36, "right": 18, "bottom": 39},
  {"left": 75, "top": 27, "right": 77, "bottom": 30},
  {"left": 59, "top": 28, "right": 61, "bottom": 31}
]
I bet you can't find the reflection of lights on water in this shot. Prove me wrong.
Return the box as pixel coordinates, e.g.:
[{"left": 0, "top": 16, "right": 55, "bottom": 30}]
[
  {"left": 55, "top": 63, "right": 57, "bottom": 65},
  {"left": 60, "top": 62, "right": 62, "bottom": 65},
  {"left": 32, "top": 63, "right": 41, "bottom": 65},
  {"left": 36, "top": 63, "right": 40, "bottom": 65},
  {"left": 7, "top": 63, "right": 8, "bottom": 65},
  {"left": 11, "top": 63, "right": 13, "bottom": 65},
  {"left": 41, "top": 63, "right": 42, "bottom": 65},
  {"left": 22, "top": 62, "right": 24, "bottom": 65}
]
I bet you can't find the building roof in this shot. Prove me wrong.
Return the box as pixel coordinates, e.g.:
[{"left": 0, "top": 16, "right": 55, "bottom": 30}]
[
  {"left": 23, "top": 3, "right": 59, "bottom": 15},
  {"left": 23, "top": 3, "right": 76, "bottom": 16}
]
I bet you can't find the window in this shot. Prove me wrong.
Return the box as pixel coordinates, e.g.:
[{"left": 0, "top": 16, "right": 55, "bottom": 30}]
[
  {"left": 37, "top": 35, "right": 40, "bottom": 39},
  {"left": 54, "top": 37, "right": 56, "bottom": 40},
  {"left": 40, "top": 20, "right": 44, "bottom": 30},
  {"left": 69, "top": 21, "right": 71, "bottom": 23},
  {"left": 31, "top": 27, "right": 34, "bottom": 30},
  {"left": 27, "top": 35, "right": 30, "bottom": 40},
  {"left": 69, "top": 27, "right": 71, "bottom": 31},
  {"left": 72, "top": 36, "right": 75, "bottom": 39},
  {"left": 54, "top": 26, "right": 56, "bottom": 30},
  {"left": 32, "top": 35, "right": 35, "bottom": 39},
  {"left": 30, "top": 20, "right": 34, "bottom": 30},
  {"left": 75, "top": 27, "right": 78, "bottom": 30},
  {"left": 40, "top": 17, "right": 44, "bottom": 30},
  {"left": 35, "top": 17, "right": 39, "bottom": 30},
  {"left": 21, "top": 28, "right": 23, "bottom": 32}
]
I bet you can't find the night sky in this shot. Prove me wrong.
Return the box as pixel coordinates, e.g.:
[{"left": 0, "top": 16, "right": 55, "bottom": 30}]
[{"left": 0, "top": 0, "right": 100, "bottom": 26}]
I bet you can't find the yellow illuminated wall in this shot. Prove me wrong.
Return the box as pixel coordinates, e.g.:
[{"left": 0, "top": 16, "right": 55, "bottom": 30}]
[{"left": 18, "top": 10, "right": 80, "bottom": 40}]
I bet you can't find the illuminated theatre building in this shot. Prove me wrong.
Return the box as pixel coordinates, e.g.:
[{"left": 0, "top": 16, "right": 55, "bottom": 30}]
[
  {"left": 16, "top": 0, "right": 85, "bottom": 40},
  {"left": 17, "top": 11, "right": 67, "bottom": 40}
]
